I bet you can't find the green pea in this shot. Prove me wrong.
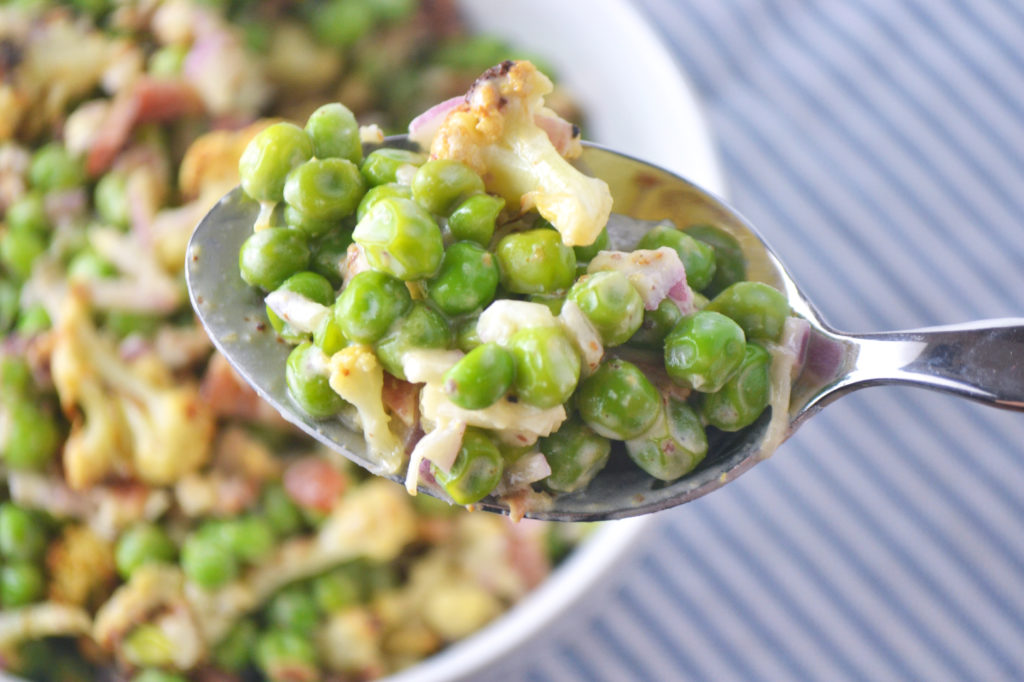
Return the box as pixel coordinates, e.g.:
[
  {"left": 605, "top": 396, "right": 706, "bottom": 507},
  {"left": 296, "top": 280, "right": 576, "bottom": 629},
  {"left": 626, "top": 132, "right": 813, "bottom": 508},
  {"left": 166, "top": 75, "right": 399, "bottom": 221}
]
[
  {"left": 286, "top": 342, "right": 348, "bottom": 418},
  {"left": 267, "top": 584, "right": 320, "bottom": 635},
  {"left": 700, "top": 342, "right": 772, "bottom": 431},
  {"left": 94, "top": 172, "right": 131, "bottom": 229},
  {"left": 684, "top": 224, "right": 747, "bottom": 297},
  {"left": 704, "top": 281, "right": 790, "bottom": 342},
  {"left": 496, "top": 228, "right": 577, "bottom": 295},
  {"left": 69, "top": 0, "right": 112, "bottom": 17},
  {"left": 0, "top": 503, "right": 46, "bottom": 562},
  {"left": 0, "top": 354, "right": 31, "bottom": 397},
  {"left": 664, "top": 310, "right": 747, "bottom": 393},
  {"left": 443, "top": 343, "right": 515, "bottom": 410},
  {"left": 104, "top": 310, "right": 161, "bottom": 338},
  {"left": 411, "top": 159, "right": 485, "bottom": 216},
  {"left": 239, "top": 227, "right": 310, "bottom": 291},
  {"left": 15, "top": 304, "right": 51, "bottom": 335},
  {"left": 360, "top": 148, "right": 426, "bottom": 187},
  {"left": 628, "top": 298, "right": 683, "bottom": 350},
  {"left": 28, "top": 143, "right": 84, "bottom": 192},
  {"left": 432, "top": 427, "right": 504, "bottom": 505},
  {"left": 334, "top": 270, "right": 412, "bottom": 344},
  {"left": 215, "top": 515, "right": 276, "bottom": 564},
  {"left": 239, "top": 122, "right": 314, "bottom": 202},
  {"left": 181, "top": 532, "right": 238, "bottom": 589},
  {"left": 539, "top": 416, "right": 611, "bottom": 493},
  {"left": 427, "top": 241, "right": 499, "bottom": 317},
  {"left": 567, "top": 270, "right": 644, "bottom": 346},
  {"left": 305, "top": 102, "right": 362, "bottom": 164},
  {"left": 432, "top": 34, "right": 514, "bottom": 71},
  {"left": 255, "top": 628, "right": 319, "bottom": 682},
  {"left": 1, "top": 227, "right": 46, "bottom": 281},
  {"left": 132, "top": 670, "right": 189, "bottom": 682},
  {"left": 6, "top": 193, "right": 50, "bottom": 234},
  {"left": 284, "top": 157, "right": 365, "bottom": 223},
  {"left": 121, "top": 624, "right": 174, "bottom": 668},
  {"left": 625, "top": 398, "right": 707, "bottom": 480},
  {"left": 266, "top": 271, "right": 335, "bottom": 343},
  {"left": 261, "top": 482, "right": 305, "bottom": 536},
  {"left": 67, "top": 247, "right": 116, "bottom": 280},
  {"left": 313, "top": 314, "right": 346, "bottom": 355},
  {"left": 448, "top": 193, "right": 505, "bottom": 245},
  {"left": 572, "top": 225, "right": 609, "bottom": 263},
  {"left": 374, "top": 302, "right": 452, "bottom": 380},
  {"left": 1, "top": 561, "right": 46, "bottom": 607},
  {"left": 636, "top": 222, "right": 717, "bottom": 292},
  {"left": 576, "top": 358, "right": 661, "bottom": 440},
  {"left": 509, "top": 326, "right": 580, "bottom": 409},
  {"left": 283, "top": 204, "right": 336, "bottom": 237},
  {"left": 310, "top": 227, "right": 354, "bottom": 287},
  {"left": 115, "top": 523, "right": 176, "bottom": 579},
  {"left": 356, "top": 183, "right": 412, "bottom": 222},
  {"left": 148, "top": 44, "right": 187, "bottom": 77},
  {"left": 0, "top": 280, "right": 19, "bottom": 333},
  {"left": 370, "top": 0, "right": 415, "bottom": 21},
  {"left": 213, "top": 620, "right": 257, "bottom": 673},
  {"left": 353, "top": 197, "right": 444, "bottom": 280},
  {"left": 2, "top": 400, "right": 60, "bottom": 470},
  {"left": 313, "top": 0, "right": 375, "bottom": 47},
  {"left": 454, "top": 313, "right": 482, "bottom": 352},
  {"left": 312, "top": 564, "right": 365, "bottom": 612}
]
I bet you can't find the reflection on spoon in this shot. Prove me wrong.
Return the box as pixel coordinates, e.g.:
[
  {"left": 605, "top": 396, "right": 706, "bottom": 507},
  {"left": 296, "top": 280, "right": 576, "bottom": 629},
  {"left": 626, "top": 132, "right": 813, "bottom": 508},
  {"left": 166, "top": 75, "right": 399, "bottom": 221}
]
[{"left": 186, "top": 140, "right": 1024, "bottom": 521}]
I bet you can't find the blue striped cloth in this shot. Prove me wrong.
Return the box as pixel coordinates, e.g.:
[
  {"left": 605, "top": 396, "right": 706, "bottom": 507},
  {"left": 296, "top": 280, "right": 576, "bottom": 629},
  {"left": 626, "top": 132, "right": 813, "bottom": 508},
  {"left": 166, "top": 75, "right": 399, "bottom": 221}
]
[{"left": 486, "top": 2, "right": 1024, "bottom": 680}]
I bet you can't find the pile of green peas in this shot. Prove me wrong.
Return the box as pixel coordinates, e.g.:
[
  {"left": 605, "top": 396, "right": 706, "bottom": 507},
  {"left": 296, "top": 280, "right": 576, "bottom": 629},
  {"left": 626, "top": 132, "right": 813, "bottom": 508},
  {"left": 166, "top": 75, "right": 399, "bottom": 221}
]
[
  {"left": 0, "top": 501, "right": 52, "bottom": 609},
  {"left": 0, "top": 355, "right": 62, "bottom": 473},
  {"left": 0, "top": 142, "right": 86, "bottom": 337},
  {"left": 107, "top": 477, "right": 401, "bottom": 680},
  {"left": 236, "top": 103, "right": 792, "bottom": 504}
]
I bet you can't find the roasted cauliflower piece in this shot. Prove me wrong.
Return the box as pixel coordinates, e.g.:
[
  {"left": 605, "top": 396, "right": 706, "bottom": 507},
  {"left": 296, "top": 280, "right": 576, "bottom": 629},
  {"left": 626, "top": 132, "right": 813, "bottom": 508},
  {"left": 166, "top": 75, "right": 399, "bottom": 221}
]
[
  {"left": 429, "top": 60, "right": 612, "bottom": 248},
  {"left": 328, "top": 346, "right": 406, "bottom": 475},
  {"left": 51, "top": 288, "right": 215, "bottom": 489}
]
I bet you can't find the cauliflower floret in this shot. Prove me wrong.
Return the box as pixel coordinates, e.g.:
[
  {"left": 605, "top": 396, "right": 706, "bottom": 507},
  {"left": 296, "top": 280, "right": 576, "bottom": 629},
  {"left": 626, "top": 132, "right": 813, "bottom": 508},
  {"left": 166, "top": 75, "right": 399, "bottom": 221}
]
[
  {"left": 0, "top": 603, "right": 92, "bottom": 651},
  {"left": 328, "top": 346, "right": 406, "bottom": 475},
  {"left": 429, "top": 60, "right": 612, "bottom": 248},
  {"left": 51, "top": 288, "right": 215, "bottom": 488},
  {"left": 46, "top": 524, "right": 117, "bottom": 608}
]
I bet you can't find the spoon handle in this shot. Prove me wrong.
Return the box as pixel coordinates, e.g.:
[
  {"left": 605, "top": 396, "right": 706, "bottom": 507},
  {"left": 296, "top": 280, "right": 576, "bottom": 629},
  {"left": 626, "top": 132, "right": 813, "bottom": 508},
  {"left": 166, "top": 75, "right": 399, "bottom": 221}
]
[{"left": 844, "top": 318, "right": 1024, "bottom": 410}]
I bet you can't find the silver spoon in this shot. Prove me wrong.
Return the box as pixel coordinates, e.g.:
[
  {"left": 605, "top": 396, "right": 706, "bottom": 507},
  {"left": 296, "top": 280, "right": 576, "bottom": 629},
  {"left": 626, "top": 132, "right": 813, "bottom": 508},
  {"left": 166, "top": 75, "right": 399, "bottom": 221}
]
[{"left": 186, "top": 139, "right": 1024, "bottom": 521}]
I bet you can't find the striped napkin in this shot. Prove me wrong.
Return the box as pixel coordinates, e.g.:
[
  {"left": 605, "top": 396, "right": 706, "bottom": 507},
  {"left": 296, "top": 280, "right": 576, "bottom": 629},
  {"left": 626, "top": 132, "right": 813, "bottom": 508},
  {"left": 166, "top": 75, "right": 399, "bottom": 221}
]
[{"left": 486, "top": 2, "right": 1024, "bottom": 680}]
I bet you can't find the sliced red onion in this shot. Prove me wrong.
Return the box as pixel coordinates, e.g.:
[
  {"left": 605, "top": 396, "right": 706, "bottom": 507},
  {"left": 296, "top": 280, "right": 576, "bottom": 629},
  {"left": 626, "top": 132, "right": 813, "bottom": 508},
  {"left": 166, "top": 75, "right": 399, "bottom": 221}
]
[
  {"left": 778, "top": 316, "right": 812, "bottom": 379},
  {"left": 558, "top": 300, "right": 603, "bottom": 375},
  {"left": 667, "top": 279, "right": 697, "bottom": 315},
  {"left": 497, "top": 452, "right": 552, "bottom": 495},
  {"left": 404, "top": 420, "right": 467, "bottom": 494},
  {"left": 408, "top": 96, "right": 463, "bottom": 149},
  {"left": 535, "top": 112, "right": 580, "bottom": 158},
  {"left": 588, "top": 247, "right": 689, "bottom": 310}
]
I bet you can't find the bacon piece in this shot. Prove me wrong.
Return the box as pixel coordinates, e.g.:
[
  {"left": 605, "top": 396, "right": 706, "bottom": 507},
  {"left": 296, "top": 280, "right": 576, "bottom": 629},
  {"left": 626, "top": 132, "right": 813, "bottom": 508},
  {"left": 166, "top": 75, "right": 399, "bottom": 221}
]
[
  {"left": 283, "top": 456, "right": 348, "bottom": 512},
  {"left": 199, "top": 352, "right": 282, "bottom": 424},
  {"left": 86, "top": 78, "right": 204, "bottom": 177},
  {"left": 382, "top": 373, "right": 419, "bottom": 428}
]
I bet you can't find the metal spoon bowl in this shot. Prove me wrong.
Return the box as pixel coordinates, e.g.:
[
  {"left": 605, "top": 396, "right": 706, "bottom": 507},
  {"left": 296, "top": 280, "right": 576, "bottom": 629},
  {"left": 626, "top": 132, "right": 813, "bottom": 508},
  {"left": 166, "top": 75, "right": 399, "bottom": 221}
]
[{"left": 186, "top": 140, "right": 1024, "bottom": 521}]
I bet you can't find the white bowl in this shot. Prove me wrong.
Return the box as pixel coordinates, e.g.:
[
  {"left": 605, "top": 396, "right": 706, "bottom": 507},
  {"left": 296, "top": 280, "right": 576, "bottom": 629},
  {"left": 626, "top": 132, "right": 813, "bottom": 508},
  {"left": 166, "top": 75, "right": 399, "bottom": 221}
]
[{"left": 384, "top": 2, "right": 724, "bottom": 681}]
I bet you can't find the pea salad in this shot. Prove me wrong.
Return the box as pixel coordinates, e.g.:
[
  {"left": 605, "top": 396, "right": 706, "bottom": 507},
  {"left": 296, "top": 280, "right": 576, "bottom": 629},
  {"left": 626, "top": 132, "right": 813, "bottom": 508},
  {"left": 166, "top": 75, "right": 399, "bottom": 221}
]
[{"left": 235, "top": 60, "right": 798, "bottom": 514}]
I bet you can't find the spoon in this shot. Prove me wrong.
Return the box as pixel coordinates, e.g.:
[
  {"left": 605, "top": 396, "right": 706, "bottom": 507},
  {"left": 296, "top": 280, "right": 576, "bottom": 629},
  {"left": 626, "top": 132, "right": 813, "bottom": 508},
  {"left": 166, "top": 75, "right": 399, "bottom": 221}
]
[{"left": 186, "top": 139, "right": 1024, "bottom": 522}]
